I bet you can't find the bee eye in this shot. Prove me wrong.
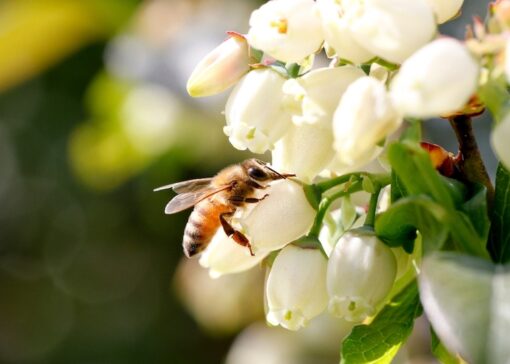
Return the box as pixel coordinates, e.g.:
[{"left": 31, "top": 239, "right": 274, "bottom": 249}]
[{"left": 248, "top": 167, "right": 267, "bottom": 180}]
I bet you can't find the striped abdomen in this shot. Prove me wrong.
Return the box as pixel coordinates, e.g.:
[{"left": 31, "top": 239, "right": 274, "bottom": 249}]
[{"left": 183, "top": 199, "right": 230, "bottom": 258}]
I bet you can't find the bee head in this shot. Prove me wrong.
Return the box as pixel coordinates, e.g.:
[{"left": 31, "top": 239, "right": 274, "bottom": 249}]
[{"left": 242, "top": 159, "right": 294, "bottom": 181}]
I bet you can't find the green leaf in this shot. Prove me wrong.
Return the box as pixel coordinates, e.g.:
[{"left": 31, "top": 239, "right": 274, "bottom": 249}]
[
  {"left": 390, "top": 171, "right": 406, "bottom": 203},
  {"left": 440, "top": 176, "right": 468, "bottom": 208},
  {"left": 489, "top": 164, "right": 510, "bottom": 263},
  {"left": 376, "top": 196, "right": 488, "bottom": 257},
  {"left": 400, "top": 119, "right": 422, "bottom": 143},
  {"left": 375, "top": 196, "right": 447, "bottom": 254},
  {"left": 340, "top": 281, "right": 422, "bottom": 364},
  {"left": 388, "top": 142, "right": 454, "bottom": 210},
  {"left": 419, "top": 252, "right": 510, "bottom": 364},
  {"left": 431, "top": 329, "right": 462, "bottom": 364},
  {"left": 460, "top": 183, "right": 490, "bottom": 244}
]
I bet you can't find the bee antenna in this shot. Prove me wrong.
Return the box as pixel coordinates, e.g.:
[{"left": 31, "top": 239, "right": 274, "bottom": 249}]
[{"left": 264, "top": 165, "right": 294, "bottom": 179}]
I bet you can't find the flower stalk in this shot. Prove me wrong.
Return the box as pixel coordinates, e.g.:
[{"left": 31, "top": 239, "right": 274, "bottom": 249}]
[
  {"left": 308, "top": 180, "right": 363, "bottom": 238},
  {"left": 448, "top": 115, "right": 495, "bottom": 206}
]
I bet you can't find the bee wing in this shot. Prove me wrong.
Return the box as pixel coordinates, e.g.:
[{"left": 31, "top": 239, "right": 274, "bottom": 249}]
[
  {"left": 164, "top": 185, "right": 230, "bottom": 214},
  {"left": 154, "top": 178, "right": 213, "bottom": 193}
]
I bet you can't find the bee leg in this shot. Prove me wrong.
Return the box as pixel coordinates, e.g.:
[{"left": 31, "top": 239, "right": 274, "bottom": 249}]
[
  {"left": 247, "top": 180, "right": 269, "bottom": 189},
  {"left": 219, "top": 212, "right": 255, "bottom": 256},
  {"left": 229, "top": 194, "right": 269, "bottom": 204}
]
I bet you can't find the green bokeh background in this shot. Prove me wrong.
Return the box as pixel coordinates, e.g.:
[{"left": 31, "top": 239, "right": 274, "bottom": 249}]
[{"left": 0, "top": 0, "right": 493, "bottom": 363}]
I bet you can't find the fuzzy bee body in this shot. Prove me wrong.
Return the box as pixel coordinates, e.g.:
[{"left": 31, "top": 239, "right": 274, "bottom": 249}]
[
  {"left": 155, "top": 159, "right": 293, "bottom": 257},
  {"left": 182, "top": 197, "right": 230, "bottom": 257}
]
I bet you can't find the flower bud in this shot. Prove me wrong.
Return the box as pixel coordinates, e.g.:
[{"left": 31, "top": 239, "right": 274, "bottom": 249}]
[
  {"left": 425, "top": 0, "right": 463, "bottom": 24},
  {"left": 316, "top": 0, "right": 373, "bottom": 63},
  {"left": 342, "top": 0, "right": 436, "bottom": 64},
  {"left": 390, "top": 38, "right": 479, "bottom": 118},
  {"left": 333, "top": 76, "right": 402, "bottom": 168},
  {"left": 327, "top": 231, "right": 397, "bottom": 322},
  {"left": 282, "top": 66, "right": 365, "bottom": 125},
  {"left": 272, "top": 120, "right": 335, "bottom": 183},
  {"left": 241, "top": 179, "right": 316, "bottom": 253},
  {"left": 491, "top": 115, "right": 510, "bottom": 170},
  {"left": 266, "top": 245, "right": 328, "bottom": 330},
  {"left": 247, "top": 0, "right": 323, "bottom": 63},
  {"left": 224, "top": 68, "right": 291, "bottom": 153},
  {"left": 199, "top": 228, "right": 269, "bottom": 278},
  {"left": 187, "top": 34, "right": 251, "bottom": 97}
]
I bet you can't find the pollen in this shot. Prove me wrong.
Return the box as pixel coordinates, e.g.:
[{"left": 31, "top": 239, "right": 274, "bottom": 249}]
[
  {"left": 270, "top": 17, "right": 288, "bottom": 34},
  {"left": 284, "top": 310, "right": 293, "bottom": 321}
]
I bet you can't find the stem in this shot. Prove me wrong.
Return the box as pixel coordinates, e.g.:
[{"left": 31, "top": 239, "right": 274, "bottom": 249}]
[
  {"left": 287, "top": 63, "right": 300, "bottom": 78},
  {"left": 308, "top": 181, "right": 363, "bottom": 238},
  {"left": 448, "top": 115, "right": 494, "bottom": 206},
  {"left": 364, "top": 187, "right": 382, "bottom": 228},
  {"left": 316, "top": 172, "right": 391, "bottom": 193}
]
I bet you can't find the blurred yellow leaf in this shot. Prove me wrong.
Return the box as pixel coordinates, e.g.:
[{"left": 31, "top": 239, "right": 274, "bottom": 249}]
[{"left": 0, "top": 0, "right": 134, "bottom": 91}]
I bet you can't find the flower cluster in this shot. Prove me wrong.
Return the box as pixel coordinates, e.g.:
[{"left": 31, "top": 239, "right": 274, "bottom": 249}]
[
  {"left": 187, "top": 0, "right": 477, "bottom": 183},
  {"left": 178, "top": 0, "right": 510, "bottom": 333}
]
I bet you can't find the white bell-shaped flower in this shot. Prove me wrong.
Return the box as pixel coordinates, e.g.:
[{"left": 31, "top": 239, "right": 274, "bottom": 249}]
[
  {"left": 425, "top": 0, "right": 463, "bottom": 24},
  {"left": 266, "top": 245, "right": 328, "bottom": 330},
  {"left": 327, "top": 231, "right": 397, "bottom": 322},
  {"left": 342, "top": 0, "right": 436, "bottom": 64},
  {"left": 199, "top": 228, "right": 269, "bottom": 279},
  {"left": 282, "top": 66, "right": 365, "bottom": 125},
  {"left": 316, "top": 0, "right": 373, "bottom": 64},
  {"left": 247, "top": 0, "right": 324, "bottom": 63},
  {"left": 492, "top": 115, "right": 510, "bottom": 171},
  {"left": 224, "top": 68, "right": 291, "bottom": 153},
  {"left": 187, "top": 34, "right": 251, "bottom": 97},
  {"left": 241, "top": 179, "right": 316, "bottom": 253},
  {"left": 390, "top": 38, "right": 479, "bottom": 118},
  {"left": 333, "top": 76, "right": 402, "bottom": 168},
  {"left": 272, "top": 119, "right": 335, "bottom": 183}
]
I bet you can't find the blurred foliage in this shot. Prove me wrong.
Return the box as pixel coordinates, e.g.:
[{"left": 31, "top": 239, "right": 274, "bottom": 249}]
[
  {"left": 0, "top": 0, "right": 494, "bottom": 363},
  {"left": 0, "top": 0, "right": 254, "bottom": 363},
  {"left": 0, "top": 0, "right": 138, "bottom": 92}
]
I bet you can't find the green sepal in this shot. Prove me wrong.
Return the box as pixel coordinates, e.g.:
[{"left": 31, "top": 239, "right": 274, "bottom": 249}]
[{"left": 303, "top": 183, "right": 322, "bottom": 210}]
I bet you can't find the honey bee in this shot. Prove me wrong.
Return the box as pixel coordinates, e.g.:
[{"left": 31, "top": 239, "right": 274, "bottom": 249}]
[{"left": 155, "top": 159, "right": 294, "bottom": 258}]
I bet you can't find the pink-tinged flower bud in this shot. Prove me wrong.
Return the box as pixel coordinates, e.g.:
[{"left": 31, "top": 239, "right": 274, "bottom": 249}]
[
  {"left": 266, "top": 245, "right": 328, "bottom": 330},
  {"left": 247, "top": 0, "right": 324, "bottom": 64},
  {"left": 327, "top": 231, "right": 397, "bottom": 322},
  {"left": 390, "top": 38, "right": 479, "bottom": 118},
  {"left": 187, "top": 34, "right": 250, "bottom": 97}
]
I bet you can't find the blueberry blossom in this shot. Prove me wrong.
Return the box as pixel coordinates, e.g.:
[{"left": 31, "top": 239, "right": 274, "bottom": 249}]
[
  {"left": 266, "top": 245, "right": 328, "bottom": 330},
  {"left": 224, "top": 68, "right": 291, "bottom": 153},
  {"left": 390, "top": 38, "right": 479, "bottom": 118},
  {"left": 247, "top": 0, "right": 323, "bottom": 63},
  {"left": 327, "top": 231, "right": 397, "bottom": 322}
]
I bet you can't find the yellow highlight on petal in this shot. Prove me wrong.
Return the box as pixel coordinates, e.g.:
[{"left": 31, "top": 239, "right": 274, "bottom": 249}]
[{"left": 270, "top": 18, "right": 288, "bottom": 34}]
